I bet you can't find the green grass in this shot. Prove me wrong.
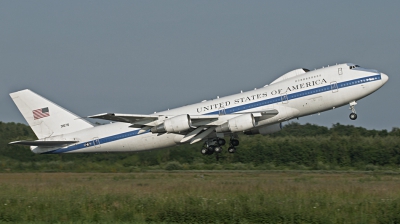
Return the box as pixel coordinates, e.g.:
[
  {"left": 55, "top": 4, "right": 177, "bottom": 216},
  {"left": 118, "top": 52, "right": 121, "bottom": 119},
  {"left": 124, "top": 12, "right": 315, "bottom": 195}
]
[{"left": 0, "top": 172, "right": 400, "bottom": 223}]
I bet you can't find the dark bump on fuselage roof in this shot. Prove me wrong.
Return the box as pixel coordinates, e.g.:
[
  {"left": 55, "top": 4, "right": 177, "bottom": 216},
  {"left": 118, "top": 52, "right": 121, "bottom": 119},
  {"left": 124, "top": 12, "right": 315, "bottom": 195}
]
[{"left": 347, "top": 63, "right": 360, "bottom": 70}]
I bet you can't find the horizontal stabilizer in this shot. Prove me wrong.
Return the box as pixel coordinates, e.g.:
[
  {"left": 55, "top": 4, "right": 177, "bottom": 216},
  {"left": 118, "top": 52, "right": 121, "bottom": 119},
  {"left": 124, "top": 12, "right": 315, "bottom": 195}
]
[{"left": 9, "top": 140, "right": 78, "bottom": 147}]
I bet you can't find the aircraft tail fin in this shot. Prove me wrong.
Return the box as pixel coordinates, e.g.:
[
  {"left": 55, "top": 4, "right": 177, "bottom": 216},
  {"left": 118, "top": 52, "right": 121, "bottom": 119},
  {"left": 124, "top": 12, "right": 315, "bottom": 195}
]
[{"left": 10, "top": 89, "right": 94, "bottom": 139}]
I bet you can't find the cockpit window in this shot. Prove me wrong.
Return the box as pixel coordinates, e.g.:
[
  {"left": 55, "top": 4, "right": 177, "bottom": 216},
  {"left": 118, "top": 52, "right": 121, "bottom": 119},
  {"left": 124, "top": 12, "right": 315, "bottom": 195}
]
[
  {"left": 349, "top": 65, "right": 360, "bottom": 69},
  {"left": 302, "top": 68, "right": 310, "bottom": 72}
]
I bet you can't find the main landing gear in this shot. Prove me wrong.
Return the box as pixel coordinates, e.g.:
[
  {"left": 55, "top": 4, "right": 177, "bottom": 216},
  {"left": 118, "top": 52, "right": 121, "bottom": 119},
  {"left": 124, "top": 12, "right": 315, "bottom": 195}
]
[
  {"left": 227, "top": 138, "right": 239, "bottom": 153},
  {"left": 349, "top": 101, "right": 357, "bottom": 120},
  {"left": 200, "top": 137, "right": 239, "bottom": 156}
]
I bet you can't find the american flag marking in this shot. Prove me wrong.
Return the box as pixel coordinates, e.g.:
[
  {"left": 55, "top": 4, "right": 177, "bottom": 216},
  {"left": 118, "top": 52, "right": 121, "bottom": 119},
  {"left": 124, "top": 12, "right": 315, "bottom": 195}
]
[{"left": 33, "top": 107, "right": 50, "bottom": 120}]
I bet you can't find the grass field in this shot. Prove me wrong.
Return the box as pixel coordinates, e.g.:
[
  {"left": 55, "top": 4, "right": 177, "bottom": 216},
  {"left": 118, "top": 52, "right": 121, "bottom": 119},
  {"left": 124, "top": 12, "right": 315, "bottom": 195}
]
[{"left": 0, "top": 171, "right": 400, "bottom": 223}]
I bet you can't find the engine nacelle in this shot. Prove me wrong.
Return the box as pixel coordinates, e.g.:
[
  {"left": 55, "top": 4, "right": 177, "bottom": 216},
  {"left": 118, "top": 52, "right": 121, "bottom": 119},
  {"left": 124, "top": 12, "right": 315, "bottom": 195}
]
[
  {"left": 216, "top": 114, "right": 255, "bottom": 133},
  {"left": 244, "top": 123, "right": 282, "bottom": 136},
  {"left": 151, "top": 114, "right": 191, "bottom": 133}
]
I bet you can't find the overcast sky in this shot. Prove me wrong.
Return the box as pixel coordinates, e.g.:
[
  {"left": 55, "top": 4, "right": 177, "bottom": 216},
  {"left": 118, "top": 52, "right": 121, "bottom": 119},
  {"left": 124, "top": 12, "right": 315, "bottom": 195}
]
[{"left": 1, "top": 1, "right": 398, "bottom": 130}]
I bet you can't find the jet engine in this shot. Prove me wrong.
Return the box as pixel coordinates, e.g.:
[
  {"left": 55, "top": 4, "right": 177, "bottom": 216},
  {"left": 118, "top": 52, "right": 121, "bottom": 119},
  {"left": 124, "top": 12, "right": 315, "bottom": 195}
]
[
  {"left": 151, "top": 114, "right": 191, "bottom": 133},
  {"left": 216, "top": 114, "right": 255, "bottom": 133},
  {"left": 244, "top": 123, "right": 282, "bottom": 135}
]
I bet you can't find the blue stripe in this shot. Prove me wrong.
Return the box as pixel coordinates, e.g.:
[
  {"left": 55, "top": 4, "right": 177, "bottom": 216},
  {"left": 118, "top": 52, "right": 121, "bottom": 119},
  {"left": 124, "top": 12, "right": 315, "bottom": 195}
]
[
  {"left": 43, "top": 129, "right": 149, "bottom": 154},
  {"left": 205, "top": 74, "right": 381, "bottom": 115},
  {"left": 44, "top": 74, "right": 381, "bottom": 154}
]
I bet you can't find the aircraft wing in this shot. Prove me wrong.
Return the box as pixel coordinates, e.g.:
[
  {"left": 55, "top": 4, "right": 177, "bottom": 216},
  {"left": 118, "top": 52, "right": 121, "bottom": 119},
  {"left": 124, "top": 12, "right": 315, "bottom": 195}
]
[
  {"left": 89, "top": 109, "right": 279, "bottom": 127},
  {"left": 235, "top": 110, "right": 279, "bottom": 118},
  {"left": 242, "top": 110, "right": 278, "bottom": 116},
  {"left": 88, "top": 113, "right": 222, "bottom": 126},
  {"left": 89, "top": 109, "right": 279, "bottom": 142},
  {"left": 9, "top": 140, "right": 78, "bottom": 147},
  {"left": 88, "top": 113, "right": 159, "bottom": 126}
]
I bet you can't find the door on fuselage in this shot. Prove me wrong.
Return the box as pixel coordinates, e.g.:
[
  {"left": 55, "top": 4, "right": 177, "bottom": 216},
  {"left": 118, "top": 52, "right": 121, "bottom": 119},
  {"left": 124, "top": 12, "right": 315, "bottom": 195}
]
[
  {"left": 331, "top": 81, "right": 338, "bottom": 93},
  {"left": 281, "top": 93, "right": 288, "bottom": 104},
  {"left": 218, "top": 106, "right": 226, "bottom": 115},
  {"left": 338, "top": 68, "right": 343, "bottom": 75},
  {"left": 93, "top": 138, "right": 101, "bottom": 148}
]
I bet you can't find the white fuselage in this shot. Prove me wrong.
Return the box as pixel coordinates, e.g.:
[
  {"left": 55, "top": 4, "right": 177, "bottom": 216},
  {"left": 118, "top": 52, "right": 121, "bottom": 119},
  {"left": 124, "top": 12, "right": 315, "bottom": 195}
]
[{"left": 34, "top": 64, "right": 388, "bottom": 154}]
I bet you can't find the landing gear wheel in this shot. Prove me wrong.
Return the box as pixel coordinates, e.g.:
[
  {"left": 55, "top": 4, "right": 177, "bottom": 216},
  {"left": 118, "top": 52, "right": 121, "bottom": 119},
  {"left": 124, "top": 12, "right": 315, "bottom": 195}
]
[
  {"left": 207, "top": 145, "right": 215, "bottom": 155},
  {"left": 231, "top": 139, "right": 239, "bottom": 147},
  {"left": 349, "top": 101, "right": 357, "bottom": 120},
  {"left": 228, "top": 147, "right": 236, "bottom": 153},
  {"left": 349, "top": 113, "right": 357, "bottom": 120},
  {"left": 214, "top": 146, "right": 222, "bottom": 153},
  {"left": 217, "top": 138, "right": 226, "bottom": 146},
  {"left": 201, "top": 148, "right": 208, "bottom": 155}
]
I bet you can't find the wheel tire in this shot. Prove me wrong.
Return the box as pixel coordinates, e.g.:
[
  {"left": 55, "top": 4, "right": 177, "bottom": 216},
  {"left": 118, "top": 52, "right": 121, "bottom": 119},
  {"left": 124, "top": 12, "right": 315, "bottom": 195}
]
[
  {"left": 207, "top": 146, "right": 215, "bottom": 155},
  {"left": 231, "top": 139, "right": 239, "bottom": 147},
  {"left": 201, "top": 148, "right": 208, "bottom": 155},
  {"left": 228, "top": 147, "right": 236, "bottom": 153},
  {"left": 349, "top": 113, "right": 357, "bottom": 120},
  {"left": 217, "top": 139, "right": 226, "bottom": 146},
  {"left": 214, "top": 146, "right": 222, "bottom": 153}
]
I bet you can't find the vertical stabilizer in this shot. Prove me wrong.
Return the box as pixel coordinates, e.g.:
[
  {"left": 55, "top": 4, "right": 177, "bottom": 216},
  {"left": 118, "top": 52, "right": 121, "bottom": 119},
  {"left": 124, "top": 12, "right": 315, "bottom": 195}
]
[{"left": 10, "top": 89, "right": 94, "bottom": 139}]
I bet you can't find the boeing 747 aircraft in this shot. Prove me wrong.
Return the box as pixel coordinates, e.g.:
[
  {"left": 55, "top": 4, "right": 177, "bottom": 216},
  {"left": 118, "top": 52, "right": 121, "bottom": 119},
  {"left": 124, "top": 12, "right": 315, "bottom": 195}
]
[{"left": 9, "top": 63, "right": 388, "bottom": 155}]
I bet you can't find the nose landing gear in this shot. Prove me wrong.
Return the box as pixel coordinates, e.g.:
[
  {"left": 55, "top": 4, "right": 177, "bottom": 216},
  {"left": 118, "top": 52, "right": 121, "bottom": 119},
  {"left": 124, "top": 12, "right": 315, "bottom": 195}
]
[{"left": 349, "top": 101, "right": 357, "bottom": 120}]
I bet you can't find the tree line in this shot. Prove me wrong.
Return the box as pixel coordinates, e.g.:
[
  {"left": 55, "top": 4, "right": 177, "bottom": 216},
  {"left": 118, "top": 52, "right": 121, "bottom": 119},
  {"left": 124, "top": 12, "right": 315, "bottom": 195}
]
[{"left": 1, "top": 121, "right": 400, "bottom": 172}]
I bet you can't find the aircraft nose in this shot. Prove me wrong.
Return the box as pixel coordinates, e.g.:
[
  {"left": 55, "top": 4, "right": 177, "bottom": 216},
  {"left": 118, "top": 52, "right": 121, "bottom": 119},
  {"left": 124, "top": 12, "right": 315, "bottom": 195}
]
[{"left": 381, "top": 73, "right": 389, "bottom": 84}]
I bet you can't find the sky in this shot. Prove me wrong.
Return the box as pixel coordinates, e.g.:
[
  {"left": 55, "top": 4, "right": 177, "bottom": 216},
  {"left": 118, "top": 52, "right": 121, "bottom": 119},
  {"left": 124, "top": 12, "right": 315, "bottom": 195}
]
[{"left": 0, "top": 1, "right": 398, "bottom": 131}]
